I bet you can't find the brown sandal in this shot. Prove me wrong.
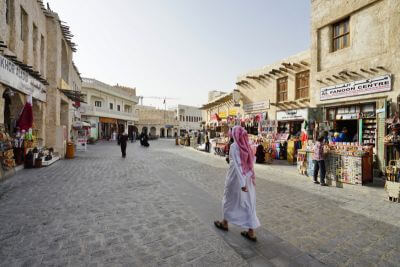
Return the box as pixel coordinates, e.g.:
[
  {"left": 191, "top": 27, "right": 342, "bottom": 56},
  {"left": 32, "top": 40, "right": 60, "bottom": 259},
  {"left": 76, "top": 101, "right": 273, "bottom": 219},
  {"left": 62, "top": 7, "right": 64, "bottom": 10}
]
[
  {"left": 241, "top": 231, "right": 257, "bottom": 242},
  {"left": 214, "top": 221, "right": 228, "bottom": 231}
]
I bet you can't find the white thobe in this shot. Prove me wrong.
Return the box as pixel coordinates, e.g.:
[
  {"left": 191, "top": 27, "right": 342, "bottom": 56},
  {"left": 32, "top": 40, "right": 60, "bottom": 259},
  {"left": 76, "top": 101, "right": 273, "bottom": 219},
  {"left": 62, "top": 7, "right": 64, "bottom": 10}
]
[{"left": 222, "top": 143, "right": 260, "bottom": 229}]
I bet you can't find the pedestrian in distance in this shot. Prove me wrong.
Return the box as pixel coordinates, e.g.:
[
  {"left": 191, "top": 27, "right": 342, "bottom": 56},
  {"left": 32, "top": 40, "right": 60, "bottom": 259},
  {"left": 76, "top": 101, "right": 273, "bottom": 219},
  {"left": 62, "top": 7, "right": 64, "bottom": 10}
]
[
  {"left": 120, "top": 129, "right": 129, "bottom": 158},
  {"left": 205, "top": 132, "right": 210, "bottom": 153},
  {"left": 214, "top": 126, "right": 260, "bottom": 242},
  {"left": 313, "top": 136, "right": 327, "bottom": 186},
  {"left": 132, "top": 131, "right": 136, "bottom": 143},
  {"left": 140, "top": 131, "right": 150, "bottom": 147}
]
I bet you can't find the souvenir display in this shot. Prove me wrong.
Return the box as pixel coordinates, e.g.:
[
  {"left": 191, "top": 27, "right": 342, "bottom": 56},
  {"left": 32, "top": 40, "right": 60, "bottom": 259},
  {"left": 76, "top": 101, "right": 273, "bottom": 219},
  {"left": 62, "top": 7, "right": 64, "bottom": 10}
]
[{"left": 297, "top": 142, "right": 373, "bottom": 185}]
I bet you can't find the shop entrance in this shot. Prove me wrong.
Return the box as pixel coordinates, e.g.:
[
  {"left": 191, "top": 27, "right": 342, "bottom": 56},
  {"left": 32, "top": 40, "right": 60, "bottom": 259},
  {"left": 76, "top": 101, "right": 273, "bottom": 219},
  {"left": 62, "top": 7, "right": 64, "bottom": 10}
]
[
  {"left": 335, "top": 120, "right": 358, "bottom": 142},
  {"left": 278, "top": 120, "right": 303, "bottom": 137}
]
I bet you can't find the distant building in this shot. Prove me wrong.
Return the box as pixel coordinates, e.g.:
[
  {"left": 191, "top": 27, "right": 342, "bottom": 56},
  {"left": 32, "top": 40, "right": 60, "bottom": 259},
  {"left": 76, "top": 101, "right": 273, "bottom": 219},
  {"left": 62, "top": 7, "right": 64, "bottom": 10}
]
[
  {"left": 136, "top": 105, "right": 179, "bottom": 138},
  {"left": 208, "top": 90, "right": 227, "bottom": 102},
  {"left": 173, "top": 104, "right": 203, "bottom": 136},
  {"left": 80, "top": 78, "right": 139, "bottom": 140}
]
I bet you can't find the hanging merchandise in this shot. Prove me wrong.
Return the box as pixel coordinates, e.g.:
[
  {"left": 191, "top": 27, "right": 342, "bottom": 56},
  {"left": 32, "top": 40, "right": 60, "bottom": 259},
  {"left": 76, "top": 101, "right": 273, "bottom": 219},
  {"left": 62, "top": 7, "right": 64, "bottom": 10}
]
[{"left": 17, "top": 95, "right": 33, "bottom": 131}]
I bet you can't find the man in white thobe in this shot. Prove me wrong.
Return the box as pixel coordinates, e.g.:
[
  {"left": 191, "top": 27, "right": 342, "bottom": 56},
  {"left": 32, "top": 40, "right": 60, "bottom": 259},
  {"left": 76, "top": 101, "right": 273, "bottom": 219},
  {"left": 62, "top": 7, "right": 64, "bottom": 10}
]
[{"left": 214, "top": 126, "right": 260, "bottom": 241}]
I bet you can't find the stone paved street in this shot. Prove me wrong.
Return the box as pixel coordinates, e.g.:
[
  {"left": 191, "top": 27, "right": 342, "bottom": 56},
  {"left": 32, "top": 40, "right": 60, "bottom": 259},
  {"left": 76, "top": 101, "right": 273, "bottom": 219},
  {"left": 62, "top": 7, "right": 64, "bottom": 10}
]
[{"left": 0, "top": 140, "right": 400, "bottom": 266}]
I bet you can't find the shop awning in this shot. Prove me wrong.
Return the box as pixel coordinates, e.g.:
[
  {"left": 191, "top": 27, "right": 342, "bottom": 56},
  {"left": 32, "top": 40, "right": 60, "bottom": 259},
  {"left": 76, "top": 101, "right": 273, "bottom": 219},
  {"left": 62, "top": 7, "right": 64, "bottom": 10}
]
[
  {"left": 60, "top": 89, "right": 86, "bottom": 103},
  {"left": 200, "top": 93, "right": 233, "bottom": 110},
  {"left": 72, "top": 121, "right": 91, "bottom": 128},
  {"left": 99, "top": 117, "right": 117, "bottom": 124}
]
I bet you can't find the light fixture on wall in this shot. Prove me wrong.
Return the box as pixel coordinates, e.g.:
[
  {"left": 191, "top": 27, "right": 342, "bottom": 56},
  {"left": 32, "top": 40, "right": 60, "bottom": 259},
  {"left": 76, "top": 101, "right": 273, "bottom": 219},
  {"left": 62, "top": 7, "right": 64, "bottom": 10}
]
[{"left": 233, "top": 89, "right": 241, "bottom": 107}]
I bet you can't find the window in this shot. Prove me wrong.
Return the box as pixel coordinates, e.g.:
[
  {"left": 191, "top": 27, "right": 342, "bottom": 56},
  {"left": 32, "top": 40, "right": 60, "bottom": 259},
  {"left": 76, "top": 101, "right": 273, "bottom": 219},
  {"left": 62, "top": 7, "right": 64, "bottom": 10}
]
[
  {"left": 6, "top": 0, "right": 11, "bottom": 24},
  {"left": 117, "top": 105, "right": 121, "bottom": 111},
  {"left": 40, "top": 35, "right": 45, "bottom": 74},
  {"left": 32, "top": 23, "right": 38, "bottom": 69},
  {"left": 277, "top": 77, "right": 288, "bottom": 102},
  {"left": 295, "top": 71, "right": 310, "bottom": 99},
  {"left": 186, "top": 116, "right": 188, "bottom": 121},
  {"left": 180, "top": 115, "right": 182, "bottom": 121},
  {"left": 109, "top": 103, "right": 113, "bottom": 110},
  {"left": 94, "top": 101, "right": 102, "bottom": 107},
  {"left": 333, "top": 18, "right": 350, "bottom": 52},
  {"left": 20, "top": 6, "right": 27, "bottom": 41}
]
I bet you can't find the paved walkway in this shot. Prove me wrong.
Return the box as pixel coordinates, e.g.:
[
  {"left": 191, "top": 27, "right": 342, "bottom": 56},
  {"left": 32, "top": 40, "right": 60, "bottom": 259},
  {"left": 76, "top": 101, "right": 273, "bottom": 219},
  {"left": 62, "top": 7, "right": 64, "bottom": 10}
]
[{"left": 0, "top": 140, "right": 399, "bottom": 266}]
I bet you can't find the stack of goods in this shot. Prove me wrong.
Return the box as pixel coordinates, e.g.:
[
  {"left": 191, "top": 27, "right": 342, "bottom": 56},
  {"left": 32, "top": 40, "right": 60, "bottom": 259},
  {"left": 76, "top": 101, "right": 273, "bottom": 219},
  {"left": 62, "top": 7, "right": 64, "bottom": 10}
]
[
  {"left": 325, "top": 153, "right": 341, "bottom": 181},
  {"left": 385, "top": 160, "right": 400, "bottom": 202},
  {"left": 297, "top": 151, "right": 307, "bottom": 175},
  {"left": 341, "top": 156, "right": 363, "bottom": 184},
  {"left": 297, "top": 141, "right": 372, "bottom": 185},
  {"left": 0, "top": 132, "right": 16, "bottom": 171}
]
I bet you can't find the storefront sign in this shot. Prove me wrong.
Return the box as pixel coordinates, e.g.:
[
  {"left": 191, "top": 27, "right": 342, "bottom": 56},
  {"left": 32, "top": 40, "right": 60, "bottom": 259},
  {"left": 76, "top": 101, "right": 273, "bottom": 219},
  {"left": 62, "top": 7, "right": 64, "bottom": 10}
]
[
  {"left": 99, "top": 117, "right": 117, "bottom": 124},
  {"left": 0, "top": 55, "right": 46, "bottom": 102},
  {"left": 320, "top": 75, "right": 391, "bottom": 101},
  {"left": 243, "top": 101, "right": 269, "bottom": 113},
  {"left": 228, "top": 108, "right": 238, "bottom": 116},
  {"left": 165, "top": 125, "right": 173, "bottom": 128},
  {"left": 277, "top": 108, "right": 308, "bottom": 121},
  {"left": 218, "top": 111, "right": 228, "bottom": 119}
]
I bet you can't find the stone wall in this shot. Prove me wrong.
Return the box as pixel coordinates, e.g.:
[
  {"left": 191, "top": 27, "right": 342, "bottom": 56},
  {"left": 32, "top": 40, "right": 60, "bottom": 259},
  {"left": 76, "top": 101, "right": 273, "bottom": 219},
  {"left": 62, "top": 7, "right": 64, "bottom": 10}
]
[
  {"left": 237, "top": 50, "right": 311, "bottom": 119},
  {"left": 310, "top": 0, "right": 400, "bottom": 108},
  {"left": 0, "top": 0, "right": 47, "bottom": 77}
]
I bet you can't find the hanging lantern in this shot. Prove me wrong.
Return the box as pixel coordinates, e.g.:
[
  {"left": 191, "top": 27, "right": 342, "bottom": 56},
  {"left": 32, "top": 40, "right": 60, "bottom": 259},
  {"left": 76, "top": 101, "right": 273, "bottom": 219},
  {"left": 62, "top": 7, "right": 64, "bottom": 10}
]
[{"left": 233, "top": 89, "right": 241, "bottom": 107}]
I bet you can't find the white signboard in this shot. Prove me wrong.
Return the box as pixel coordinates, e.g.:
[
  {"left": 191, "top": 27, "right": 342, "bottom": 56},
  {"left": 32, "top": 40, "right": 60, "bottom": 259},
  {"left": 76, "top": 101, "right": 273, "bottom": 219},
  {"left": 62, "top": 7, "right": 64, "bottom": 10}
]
[
  {"left": 0, "top": 55, "right": 46, "bottom": 102},
  {"left": 243, "top": 100, "right": 269, "bottom": 113},
  {"left": 277, "top": 108, "right": 308, "bottom": 121},
  {"left": 320, "top": 75, "right": 391, "bottom": 101}
]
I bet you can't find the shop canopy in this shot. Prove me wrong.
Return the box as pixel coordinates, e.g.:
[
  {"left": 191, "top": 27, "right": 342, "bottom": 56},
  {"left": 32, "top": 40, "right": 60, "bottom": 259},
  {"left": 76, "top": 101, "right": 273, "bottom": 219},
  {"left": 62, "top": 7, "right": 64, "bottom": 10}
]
[{"left": 72, "top": 121, "right": 91, "bottom": 129}]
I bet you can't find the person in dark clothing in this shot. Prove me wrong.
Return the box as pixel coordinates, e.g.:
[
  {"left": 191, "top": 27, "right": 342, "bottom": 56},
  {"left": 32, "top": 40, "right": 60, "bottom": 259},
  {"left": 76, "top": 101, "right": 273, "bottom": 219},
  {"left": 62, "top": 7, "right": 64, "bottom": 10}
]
[
  {"left": 255, "top": 143, "right": 266, "bottom": 164},
  {"left": 140, "top": 132, "right": 150, "bottom": 147},
  {"left": 120, "top": 130, "right": 128, "bottom": 157},
  {"left": 225, "top": 137, "right": 234, "bottom": 164},
  {"left": 205, "top": 132, "right": 210, "bottom": 153},
  {"left": 197, "top": 132, "right": 201, "bottom": 145}
]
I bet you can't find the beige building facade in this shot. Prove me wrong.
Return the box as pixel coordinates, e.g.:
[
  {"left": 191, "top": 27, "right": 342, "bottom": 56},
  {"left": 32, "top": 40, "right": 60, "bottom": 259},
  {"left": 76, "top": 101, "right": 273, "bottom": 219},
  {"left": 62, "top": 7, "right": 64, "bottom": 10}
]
[
  {"left": 0, "top": 1, "right": 82, "bottom": 157},
  {"left": 310, "top": 0, "right": 400, "bottom": 170},
  {"left": 81, "top": 78, "right": 139, "bottom": 140},
  {"left": 0, "top": 0, "right": 49, "bottom": 146},
  {"left": 136, "top": 105, "right": 179, "bottom": 138},
  {"left": 236, "top": 50, "right": 311, "bottom": 135}
]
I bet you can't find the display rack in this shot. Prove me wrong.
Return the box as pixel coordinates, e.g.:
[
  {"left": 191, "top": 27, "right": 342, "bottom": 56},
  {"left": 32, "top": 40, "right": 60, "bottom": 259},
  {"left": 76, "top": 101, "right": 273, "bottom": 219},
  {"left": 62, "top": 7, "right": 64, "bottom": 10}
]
[{"left": 362, "top": 118, "right": 376, "bottom": 146}]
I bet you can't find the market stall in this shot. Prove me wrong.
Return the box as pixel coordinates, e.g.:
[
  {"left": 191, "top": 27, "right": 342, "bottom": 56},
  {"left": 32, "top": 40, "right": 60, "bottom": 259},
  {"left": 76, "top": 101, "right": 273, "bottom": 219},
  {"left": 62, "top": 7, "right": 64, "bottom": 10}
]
[
  {"left": 297, "top": 141, "right": 373, "bottom": 185},
  {"left": 72, "top": 121, "right": 91, "bottom": 151}
]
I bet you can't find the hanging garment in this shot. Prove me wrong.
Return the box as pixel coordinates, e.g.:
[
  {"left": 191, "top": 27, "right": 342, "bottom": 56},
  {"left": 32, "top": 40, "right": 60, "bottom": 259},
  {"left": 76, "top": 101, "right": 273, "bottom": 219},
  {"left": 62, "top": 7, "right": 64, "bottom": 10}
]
[{"left": 17, "top": 95, "right": 33, "bottom": 131}]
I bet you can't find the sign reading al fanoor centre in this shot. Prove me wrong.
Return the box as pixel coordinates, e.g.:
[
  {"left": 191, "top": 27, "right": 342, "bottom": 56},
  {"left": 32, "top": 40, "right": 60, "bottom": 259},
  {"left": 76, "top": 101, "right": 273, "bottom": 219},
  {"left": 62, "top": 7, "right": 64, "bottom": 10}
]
[
  {"left": 320, "top": 75, "right": 391, "bottom": 101},
  {"left": 0, "top": 55, "right": 46, "bottom": 102}
]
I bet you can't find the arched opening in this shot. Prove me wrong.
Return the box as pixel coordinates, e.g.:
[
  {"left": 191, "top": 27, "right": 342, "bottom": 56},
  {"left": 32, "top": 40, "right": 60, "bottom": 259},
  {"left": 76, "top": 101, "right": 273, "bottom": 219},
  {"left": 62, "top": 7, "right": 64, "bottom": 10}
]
[
  {"left": 167, "top": 128, "right": 172, "bottom": 137},
  {"left": 150, "top": 127, "right": 157, "bottom": 137},
  {"left": 132, "top": 126, "right": 138, "bottom": 135},
  {"left": 160, "top": 128, "right": 165, "bottom": 138},
  {"left": 142, "top": 127, "right": 148, "bottom": 135}
]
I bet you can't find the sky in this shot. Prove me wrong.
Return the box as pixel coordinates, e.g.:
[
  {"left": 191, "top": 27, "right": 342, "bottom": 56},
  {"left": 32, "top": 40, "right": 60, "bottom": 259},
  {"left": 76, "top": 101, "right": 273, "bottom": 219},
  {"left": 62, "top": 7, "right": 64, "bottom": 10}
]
[{"left": 46, "top": 0, "right": 310, "bottom": 108}]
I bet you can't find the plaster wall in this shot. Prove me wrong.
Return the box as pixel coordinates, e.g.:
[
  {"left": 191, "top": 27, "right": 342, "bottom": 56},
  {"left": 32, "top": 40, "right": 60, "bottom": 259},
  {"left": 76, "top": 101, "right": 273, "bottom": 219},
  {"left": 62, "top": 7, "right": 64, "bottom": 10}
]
[
  {"left": 311, "top": 0, "right": 400, "bottom": 107},
  {"left": 237, "top": 50, "right": 311, "bottom": 120}
]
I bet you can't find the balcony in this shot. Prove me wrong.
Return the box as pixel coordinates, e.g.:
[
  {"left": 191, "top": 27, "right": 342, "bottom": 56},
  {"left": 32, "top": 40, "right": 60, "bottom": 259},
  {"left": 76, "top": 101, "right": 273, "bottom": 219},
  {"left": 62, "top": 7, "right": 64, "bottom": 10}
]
[{"left": 80, "top": 103, "right": 139, "bottom": 122}]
